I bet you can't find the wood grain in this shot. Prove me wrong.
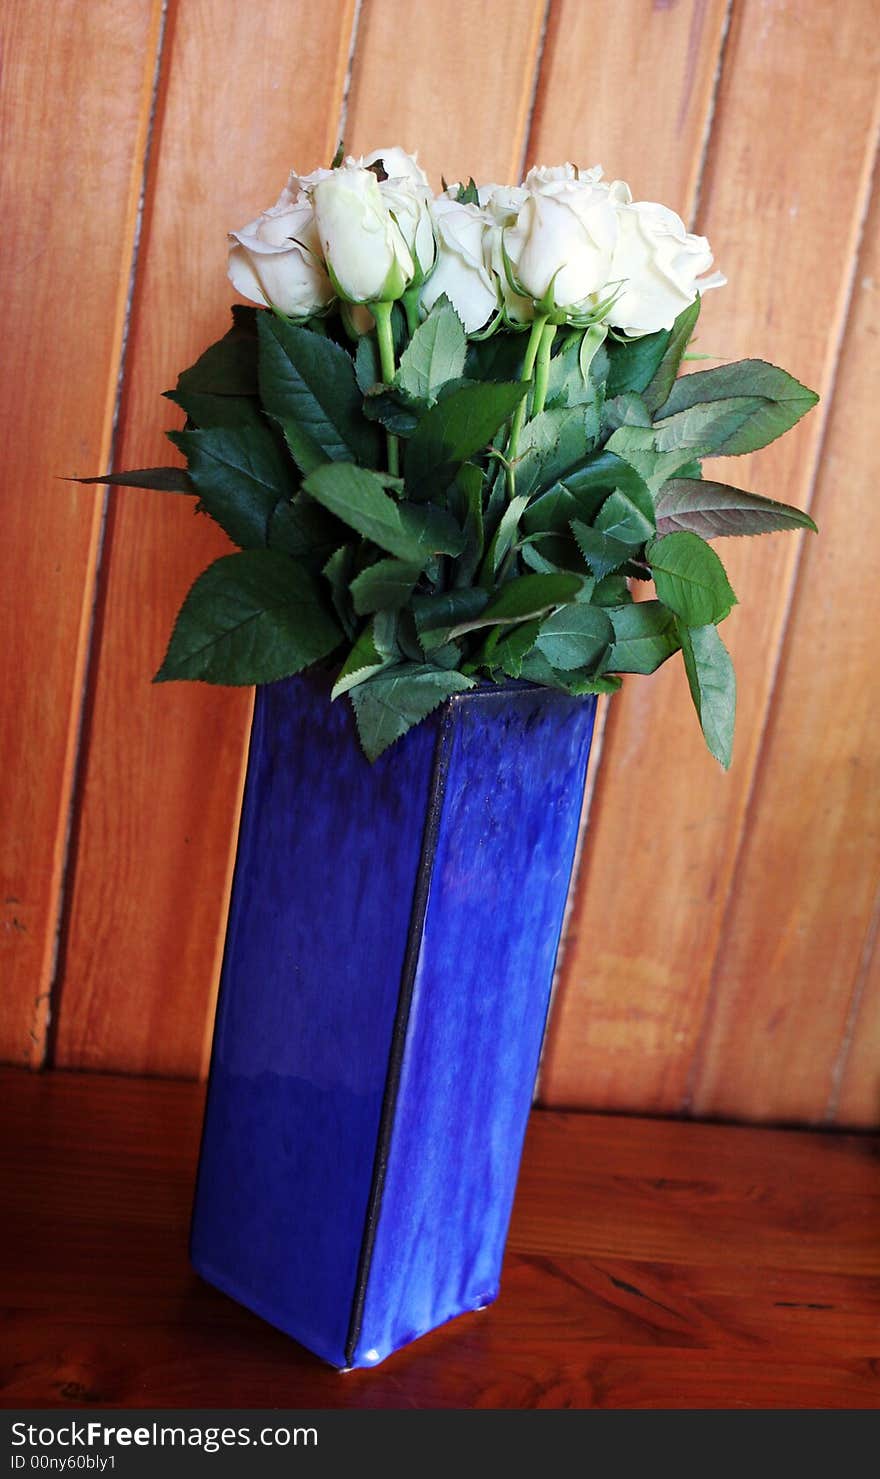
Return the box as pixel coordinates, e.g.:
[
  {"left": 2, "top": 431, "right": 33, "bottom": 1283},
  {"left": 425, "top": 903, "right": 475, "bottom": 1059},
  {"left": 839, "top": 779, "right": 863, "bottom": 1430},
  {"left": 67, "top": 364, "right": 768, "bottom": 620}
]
[
  {"left": 51, "top": 0, "right": 357, "bottom": 1076},
  {"left": 836, "top": 912, "right": 880, "bottom": 1128},
  {"left": 2, "top": 1069, "right": 879, "bottom": 1408},
  {"left": 525, "top": 0, "right": 730, "bottom": 1077},
  {"left": 5, "top": 0, "right": 880, "bottom": 1122},
  {"left": 344, "top": 0, "right": 548, "bottom": 185},
  {"left": 689, "top": 179, "right": 880, "bottom": 1126},
  {"left": 53, "top": 0, "right": 549, "bottom": 1078},
  {"left": 526, "top": 0, "right": 730, "bottom": 213},
  {"left": 0, "top": 0, "right": 163, "bottom": 1066},
  {"left": 540, "top": 0, "right": 880, "bottom": 1116}
]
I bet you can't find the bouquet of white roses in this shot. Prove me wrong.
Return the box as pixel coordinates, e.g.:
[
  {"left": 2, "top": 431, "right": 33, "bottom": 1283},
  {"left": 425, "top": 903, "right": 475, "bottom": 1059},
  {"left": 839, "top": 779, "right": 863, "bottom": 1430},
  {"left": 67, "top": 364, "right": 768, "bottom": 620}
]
[{"left": 83, "top": 147, "right": 818, "bottom": 763}]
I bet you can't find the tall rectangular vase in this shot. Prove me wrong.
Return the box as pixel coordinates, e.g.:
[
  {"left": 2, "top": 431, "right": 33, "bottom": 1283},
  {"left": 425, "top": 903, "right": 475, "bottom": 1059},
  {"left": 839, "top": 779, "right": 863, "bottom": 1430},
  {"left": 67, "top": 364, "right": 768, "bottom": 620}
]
[{"left": 191, "top": 674, "right": 596, "bottom": 1368}]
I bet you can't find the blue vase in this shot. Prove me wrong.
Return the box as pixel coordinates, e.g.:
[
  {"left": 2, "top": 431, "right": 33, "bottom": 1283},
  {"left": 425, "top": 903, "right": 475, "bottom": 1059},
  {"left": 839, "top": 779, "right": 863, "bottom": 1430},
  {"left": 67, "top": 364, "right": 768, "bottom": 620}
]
[{"left": 191, "top": 673, "right": 596, "bottom": 1368}]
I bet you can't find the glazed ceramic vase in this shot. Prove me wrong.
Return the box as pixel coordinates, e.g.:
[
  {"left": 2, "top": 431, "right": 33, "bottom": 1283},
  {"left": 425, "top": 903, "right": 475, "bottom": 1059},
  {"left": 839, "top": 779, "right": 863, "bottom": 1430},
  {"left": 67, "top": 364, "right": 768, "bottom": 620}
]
[{"left": 190, "top": 672, "right": 596, "bottom": 1368}]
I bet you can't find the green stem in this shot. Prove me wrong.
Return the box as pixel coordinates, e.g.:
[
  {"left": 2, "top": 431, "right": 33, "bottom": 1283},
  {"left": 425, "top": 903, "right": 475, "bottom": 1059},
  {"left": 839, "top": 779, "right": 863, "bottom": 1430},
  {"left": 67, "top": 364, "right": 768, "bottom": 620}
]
[
  {"left": 505, "top": 313, "right": 548, "bottom": 500},
  {"left": 532, "top": 321, "right": 557, "bottom": 419},
  {"left": 372, "top": 300, "right": 399, "bottom": 477},
  {"left": 401, "top": 286, "right": 421, "bottom": 338}
]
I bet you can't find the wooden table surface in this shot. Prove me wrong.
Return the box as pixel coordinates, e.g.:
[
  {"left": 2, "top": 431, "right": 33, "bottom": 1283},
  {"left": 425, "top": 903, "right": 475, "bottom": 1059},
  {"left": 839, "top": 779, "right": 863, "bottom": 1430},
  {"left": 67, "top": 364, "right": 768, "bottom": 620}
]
[{"left": 2, "top": 1068, "right": 880, "bottom": 1409}]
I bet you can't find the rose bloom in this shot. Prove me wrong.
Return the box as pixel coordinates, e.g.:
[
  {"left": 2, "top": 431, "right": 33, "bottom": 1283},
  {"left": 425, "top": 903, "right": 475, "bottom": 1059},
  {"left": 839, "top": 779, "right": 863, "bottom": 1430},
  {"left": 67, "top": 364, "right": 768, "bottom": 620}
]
[
  {"left": 502, "top": 164, "right": 620, "bottom": 316},
  {"left": 227, "top": 188, "right": 333, "bottom": 318},
  {"left": 310, "top": 159, "right": 417, "bottom": 304},
  {"left": 360, "top": 147, "right": 437, "bottom": 282},
  {"left": 419, "top": 193, "right": 499, "bottom": 332},
  {"left": 607, "top": 189, "right": 726, "bottom": 334}
]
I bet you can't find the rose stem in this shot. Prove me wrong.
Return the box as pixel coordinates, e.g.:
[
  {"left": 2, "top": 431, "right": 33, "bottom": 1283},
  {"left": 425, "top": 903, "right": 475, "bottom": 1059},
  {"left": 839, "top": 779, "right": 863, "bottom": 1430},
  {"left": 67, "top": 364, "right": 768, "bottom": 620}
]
[
  {"left": 532, "top": 321, "right": 557, "bottom": 419},
  {"left": 372, "top": 300, "right": 399, "bottom": 477},
  {"left": 505, "top": 313, "right": 548, "bottom": 499}
]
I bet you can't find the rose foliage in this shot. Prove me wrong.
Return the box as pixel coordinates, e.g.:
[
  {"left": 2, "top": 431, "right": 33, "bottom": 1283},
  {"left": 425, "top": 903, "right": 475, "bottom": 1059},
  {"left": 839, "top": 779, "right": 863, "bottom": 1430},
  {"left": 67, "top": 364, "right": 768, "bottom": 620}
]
[{"left": 83, "top": 149, "right": 818, "bottom": 763}]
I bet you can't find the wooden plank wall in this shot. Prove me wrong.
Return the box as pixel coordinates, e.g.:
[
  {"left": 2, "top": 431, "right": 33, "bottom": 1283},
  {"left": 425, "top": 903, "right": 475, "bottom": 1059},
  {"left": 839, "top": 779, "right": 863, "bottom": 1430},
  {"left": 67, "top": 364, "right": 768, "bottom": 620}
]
[{"left": 3, "top": 0, "right": 878, "bottom": 1126}]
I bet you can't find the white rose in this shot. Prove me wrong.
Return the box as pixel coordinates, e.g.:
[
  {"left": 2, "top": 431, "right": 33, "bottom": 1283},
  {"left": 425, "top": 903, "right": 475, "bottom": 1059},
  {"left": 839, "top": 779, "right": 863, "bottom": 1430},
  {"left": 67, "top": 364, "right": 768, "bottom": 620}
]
[
  {"left": 227, "top": 192, "right": 333, "bottom": 318},
  {"left": 503, "top": 170, "right": 619, "bottom": 316},
  {"left": 360, "top": 149, "right": 436, "bottom": 282},
  {"left": 607, "top": 197, "right": 726, "bottom": 335},
  {"left": 310, "top": 162, "right": 414, "bottom": 304},
  {"left": 419, "top": 194, "right": 498, "bottom": 333},
  {"left": 479, "top": 184, "right": 533, "bottom": 323},
  {"left": 360, "top": 146, "right": 430, "bottom": 189},
  {"left": 285, "top": 164, "right": 334, "bottom": 197},
  {"left": 522, "top": 162, "right": 604, "bottom": 188}
]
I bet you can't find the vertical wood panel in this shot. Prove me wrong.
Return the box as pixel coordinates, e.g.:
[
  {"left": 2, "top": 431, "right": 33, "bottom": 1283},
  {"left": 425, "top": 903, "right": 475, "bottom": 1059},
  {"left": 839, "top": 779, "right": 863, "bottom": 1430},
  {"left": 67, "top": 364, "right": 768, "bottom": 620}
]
[
  {"left": 524, "top": 0, "right": 730, "bottom": 1086},
  {"left": 344, "top": 0, "right": 547, "bottom": 184},
  {"left": 17, "top": 0, "right": 876, "bottom": 1113},
  {"left": 53, "top": 0, "right": 357, "bottom": 1076},
  {"left": 540, "top": 0, "right": 879, "bottom": 1114},
  {"left": 0, "top": 0, "right": 163, "bottom": 1065},
  {"left": 53, "top": 0, "right": 548, "bottom": 1077},
  {"left": 527, "top": 0, "right": 730, "bottom": 212},
  {"left": 690, "top": 176, "right": 880, "bottom": 1125},
  {"left": 835, "top": 909, "right": 880, "bottom": 1128}
]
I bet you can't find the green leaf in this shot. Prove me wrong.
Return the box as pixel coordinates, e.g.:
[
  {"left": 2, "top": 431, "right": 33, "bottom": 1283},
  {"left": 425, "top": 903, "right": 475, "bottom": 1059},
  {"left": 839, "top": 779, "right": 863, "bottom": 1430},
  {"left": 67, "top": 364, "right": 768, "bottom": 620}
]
[
  {"left": 176, "top": 312, "right": 258, "bottom": 397},
  {"left": 605, "top": 423, "right": 702, "bottom": 494},
  {"left": 453, "top": 462, "right": 486, "bottom": 588},
  {"left": 513, "top": 407, "right": 591, "bottom": 499},
  {"left": 592, "top": 573, "right": 632, "bottom": 608},
  {"left": 331, "top": 621, "right": 389, "bottom": 698},
  {"left": 413, "top": 587, "right": 489, "bottom": 651},
  {"left": 483, "top": 494, "right": 529, "bottom": 581},
  {"left": 678, "top": 621, "right": 736, "bottom": 768},
  {"left": 478, "top": 572, "right": 583, "bottom": 625},
  {"left": 643, "top": 299, "right": 701, "bottom": 415},
  {"left": 653, "top": 396, "right": 768, "bottom": 457},
  {"left": 602, "top": 391, "right": 652, "bottom": 435},
  {"left": 545, "top": 330, "right": 602, "bottom": 409},
  {"left": 534, "top": 603, "right": 614, "bottom": 672},
  {"left": 405, "top": 381, "right": 528, "bottom": 500},
  {"left": 362, "top": 385, "right": 422, "bottom": 436},
  {"left": 257, "top": 313, "right": 379, "bottom": 473},
  {"left": 655, "top": 359, "right": 819, "bottom": 454},
  {"left": 429, "top": 640, "right": 464, "bottom": 670},
  {"left": 304, "top": 462, "right": 464, "bottom": 563},
  {"left": 155, "top": 550, "right": 341, "bottom": 685},
  {"left": 165, "top": 389, "right": 264, "bottom": 430},
  {"left": 492, "top": 618, "right": 542, "bottom": 677},
  {"left": 465, "top": 332, "right": 527, "bottom": 384},
  {"left": 355, "top": 334, "right": 380, "bottom": 394},
  {"left": 517, "top": 648, "right": 620, "bottom": 694},
  {"left": 561, "top": 672, "right": 621, "bottom": 695},
  {"left": 647, "top": 531, "right": 737, "bottom": 626},
  {"left": 267, "top": 494, "right": 342, "bottom": 569},
  {"left": 570, "top": 520, "right": 632, "bottom": 580},
  {"left": 520, "top": 541, "right": 560, "bottom": 575},
  {"left": 655, "top": 479, "right": 818, "bottom": 539},
  {"left": 595, "top": 481, "right": 656, "bottom": 545},
  {"left": 522, "top": 449, "right": 652, "bottom": 535},
  {"left": 396, "top": 298, "right": 467, "bottom": 403},
  {"left": 168, "top": 425, "right": 293, "bottom": 548},
  {"left": 69, "top": 467, "right": 194, "bottom": 494},
  {"left": 608, "top": 601, "right": 680, "bottom": 674},
  {"left": 606, "top": 326, "right": 671, "bottom": 396},
  {"left": 349, "top": 664, "right": 475, "bottom": 761},
  {"left": 579, "top": 323, "right": 608, "bottom": 387},
  {"left": 350, "top": 557, "right": 423, "bottom": 615},
  {"left": 322, "top": 544, "right": 356, "bottom": 638}
]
